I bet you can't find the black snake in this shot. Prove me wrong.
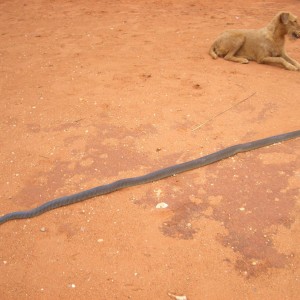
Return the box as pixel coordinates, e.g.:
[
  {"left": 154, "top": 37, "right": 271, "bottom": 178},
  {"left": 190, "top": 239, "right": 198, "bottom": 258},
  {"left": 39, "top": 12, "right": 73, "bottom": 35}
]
[{"left": 0, "top": 130, "right": 299, "bottom": 225}]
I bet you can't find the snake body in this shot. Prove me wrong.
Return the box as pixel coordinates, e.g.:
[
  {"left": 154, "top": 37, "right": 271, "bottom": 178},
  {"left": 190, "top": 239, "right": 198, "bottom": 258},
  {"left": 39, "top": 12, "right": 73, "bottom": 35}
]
[{"left": 0, "top": 130, "right": 299, "bottom": 225}]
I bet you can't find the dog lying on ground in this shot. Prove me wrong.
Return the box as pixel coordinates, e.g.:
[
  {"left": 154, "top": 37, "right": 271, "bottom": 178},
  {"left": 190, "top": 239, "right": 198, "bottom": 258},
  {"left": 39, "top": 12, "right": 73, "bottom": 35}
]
[{"left": 209, "top": 12, "right": 300, "bottom": 71}]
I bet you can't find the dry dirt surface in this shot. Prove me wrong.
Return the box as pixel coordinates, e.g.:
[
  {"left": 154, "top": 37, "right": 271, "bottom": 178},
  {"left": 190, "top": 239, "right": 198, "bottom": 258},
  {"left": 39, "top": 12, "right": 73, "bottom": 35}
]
[{"left": 0, "top": 0, "right": 300, "bottom": 299}]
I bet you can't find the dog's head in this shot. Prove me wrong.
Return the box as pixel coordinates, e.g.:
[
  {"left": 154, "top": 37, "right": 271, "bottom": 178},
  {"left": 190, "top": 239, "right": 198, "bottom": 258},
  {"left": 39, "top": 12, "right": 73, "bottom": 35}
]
[{"left": 279, "top": 12, "right": 300, "bottom": 39}]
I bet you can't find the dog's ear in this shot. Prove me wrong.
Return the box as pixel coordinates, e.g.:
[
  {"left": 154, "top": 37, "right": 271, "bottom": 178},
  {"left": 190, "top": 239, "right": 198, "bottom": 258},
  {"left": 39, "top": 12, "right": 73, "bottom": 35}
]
[{"left": 280, "top": 12, "right": 290, "bottom": 25}]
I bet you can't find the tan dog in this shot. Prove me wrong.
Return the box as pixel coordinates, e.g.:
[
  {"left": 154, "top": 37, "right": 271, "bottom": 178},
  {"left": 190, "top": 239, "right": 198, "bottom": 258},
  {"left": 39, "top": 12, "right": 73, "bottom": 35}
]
[{"left": 209, "top": 12, "right": 300, "bottom": 71}]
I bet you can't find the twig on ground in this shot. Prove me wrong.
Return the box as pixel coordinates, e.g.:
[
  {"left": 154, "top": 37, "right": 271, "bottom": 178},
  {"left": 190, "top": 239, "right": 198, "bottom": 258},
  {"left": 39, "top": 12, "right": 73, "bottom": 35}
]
[{"left": 191, "top": 92, "right": 256, "bottom": 131}]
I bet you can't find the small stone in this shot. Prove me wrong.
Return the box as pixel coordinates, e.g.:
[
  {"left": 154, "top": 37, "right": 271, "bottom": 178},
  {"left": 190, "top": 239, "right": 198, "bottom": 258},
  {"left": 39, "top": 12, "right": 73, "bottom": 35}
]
[
  {"left": 40, "top": 227, "right": 46, "bottom": 232},
  {"left": 156, "top": 202, "right": 168, "bottom": 209},
  {"left": 168, "top": 293, "right": 187, "bottom": 300},
  {"left": 68, "top": 283, "right": 76, "bottom": 288},
  {"left": 97, "top": 239, "right": 104, "bottom": 243}
]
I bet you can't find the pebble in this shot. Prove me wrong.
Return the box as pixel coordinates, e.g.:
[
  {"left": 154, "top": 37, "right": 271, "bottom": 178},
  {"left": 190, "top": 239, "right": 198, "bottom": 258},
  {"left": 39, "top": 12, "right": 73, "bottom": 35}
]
[
  {"left": 168, "top": 293, "right": 187, "bottom": 300},
  {"left": 40, "top": 227, "right": 46, "bottom": 232},
  {"left": 156, "top": 202, "right": 168, "bottom": 209}
]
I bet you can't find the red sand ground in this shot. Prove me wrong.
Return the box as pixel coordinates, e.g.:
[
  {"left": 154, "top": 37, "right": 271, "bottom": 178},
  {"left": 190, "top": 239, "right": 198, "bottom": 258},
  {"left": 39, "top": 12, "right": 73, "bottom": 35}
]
[{"left": 0, "top": 0, "right": 299, "bottom": 299}]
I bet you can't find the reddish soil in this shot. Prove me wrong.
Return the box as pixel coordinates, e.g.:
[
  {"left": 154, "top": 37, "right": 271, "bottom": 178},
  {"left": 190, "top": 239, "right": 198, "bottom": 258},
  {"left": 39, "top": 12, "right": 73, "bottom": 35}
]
[{"left": 0, "top": 0, "right": 299, "bottom": 299}]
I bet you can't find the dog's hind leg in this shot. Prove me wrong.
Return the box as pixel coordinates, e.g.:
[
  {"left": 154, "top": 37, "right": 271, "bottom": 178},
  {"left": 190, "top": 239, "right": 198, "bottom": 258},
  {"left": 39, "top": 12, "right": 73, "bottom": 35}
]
[{"left": 223, "top": 36, "right": 249, "bottom": 64}]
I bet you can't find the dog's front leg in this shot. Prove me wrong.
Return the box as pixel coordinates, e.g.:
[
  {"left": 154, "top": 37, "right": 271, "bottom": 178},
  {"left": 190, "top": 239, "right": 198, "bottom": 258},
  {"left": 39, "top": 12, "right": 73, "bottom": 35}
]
[
  {"left": 281, "top": 52, "right": 300, "bottom": 70},
  {"left": 260, "top": 57, "right": 298, "bottom": 71}
]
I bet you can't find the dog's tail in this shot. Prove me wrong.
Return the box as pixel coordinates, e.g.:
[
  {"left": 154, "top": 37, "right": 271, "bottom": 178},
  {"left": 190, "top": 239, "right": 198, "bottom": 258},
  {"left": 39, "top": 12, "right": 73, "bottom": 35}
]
[{"left": 209, "top": 43, "right": 218, "bottom": 59}]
